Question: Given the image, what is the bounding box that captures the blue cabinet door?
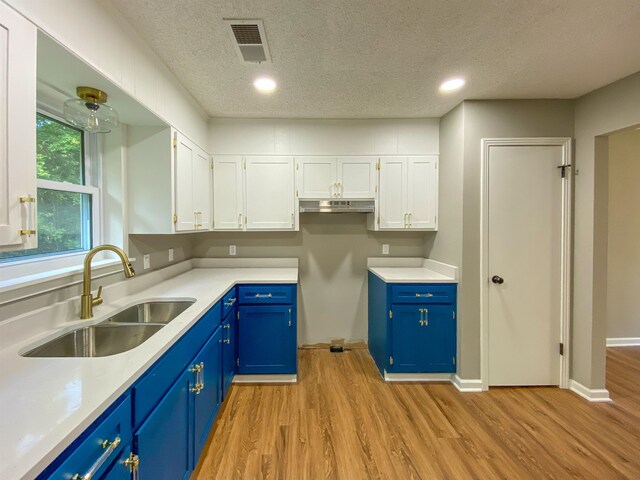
[134,369,192,480]
[390,304,456,373]
[101,444,133,480]
[222,312,236,399]
[238,305,295,374]
[192,326,222,465]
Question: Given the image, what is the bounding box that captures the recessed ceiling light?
[254,76,276,93]
[439,77,465,92]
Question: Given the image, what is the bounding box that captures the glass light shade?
[63,98,119,133]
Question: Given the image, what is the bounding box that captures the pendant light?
[63,86,119,133]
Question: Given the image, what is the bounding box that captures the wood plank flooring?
[195,347,640,479]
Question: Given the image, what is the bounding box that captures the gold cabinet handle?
[72,437,121,480]
[124,452,140,480]
[255,293,273,298]
[415,293,434,297]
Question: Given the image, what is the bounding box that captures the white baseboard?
[606,337,640,347]
[383,371,452,382]
[233,374,297,384]
[569,379,612,403]
[452,375,484,392]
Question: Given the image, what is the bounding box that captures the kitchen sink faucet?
[81,245,136,319]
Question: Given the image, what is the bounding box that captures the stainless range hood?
[299,199,375,213]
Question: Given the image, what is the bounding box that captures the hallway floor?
[196,347,640,479]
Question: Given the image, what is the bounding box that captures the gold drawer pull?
[72,437,121,480]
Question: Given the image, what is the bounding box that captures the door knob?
[491,275,504,284]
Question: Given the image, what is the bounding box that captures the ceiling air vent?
[225,19,272,64]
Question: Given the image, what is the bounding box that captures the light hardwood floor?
[195,347,640,479]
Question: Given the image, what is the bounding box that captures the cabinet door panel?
[135,369,192,480]
[390,304,455,373]
[192,147,212,230]
[193,326,222,465]
[174,133,195,231]
[238,305,295,374]
[407,156,438,229]
[222,313,236,399]
[379,157,407,229]
[245,156,294,229]
[0,4,37,249]
[337,157,376,198]
[296,157,336,198]
[213,156,244,230]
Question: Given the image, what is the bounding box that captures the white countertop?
[367,258,458,283]
[0,263,298,480]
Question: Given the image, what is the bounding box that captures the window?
[0,113,99,262]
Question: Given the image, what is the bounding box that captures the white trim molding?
[383,372,452,382]
[452,375,483,392]
[606,337,640,347]
[569,380,612,403]
[233,374,298,384]
[480,138,573,391]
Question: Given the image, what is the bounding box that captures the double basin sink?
[23,300,195,358]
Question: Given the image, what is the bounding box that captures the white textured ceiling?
[108,0,640,118]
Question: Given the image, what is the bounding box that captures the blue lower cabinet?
[101,444,134,480]
[368,272,457,375]
[238,305,296,374]
[134,368,192,480]
[193,326,223,465]
[221,311,236,398]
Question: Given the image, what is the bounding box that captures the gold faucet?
[81,245,136,319]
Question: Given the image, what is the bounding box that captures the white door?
[192,147,211,230]
[296,157,336,198]
[337,157,376,198]
[0,4,37,249]
[173,133,195,231]
[245,156,295,230]
[407,156,438,229]
[487,144,564,386]
[212,155,244,230]
[378,157,407,229]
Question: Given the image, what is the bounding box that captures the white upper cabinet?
[295,156,375,199]
[174,132,211,232]
[192,147,212,230]
[245,156,295,230]
[296,157,336,198]
[0,4,37,250]
[376,156,438,231]
[212,156,244,230]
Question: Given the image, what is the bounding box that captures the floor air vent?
[225,19,271,64]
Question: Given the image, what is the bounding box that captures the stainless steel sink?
[23,300,195,358]
[23,324,164,358]
[105,300,194,325]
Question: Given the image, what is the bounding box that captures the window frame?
[0,108,102,266]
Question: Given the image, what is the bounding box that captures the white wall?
[573,72,640,388]
[209,118,439,155]
[607,128,640,340]
[4,0,209,149]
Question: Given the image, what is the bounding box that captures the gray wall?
[128,234,192,274]
[607,128,640,339]
[191,214,429,345]
[573,72,640,388]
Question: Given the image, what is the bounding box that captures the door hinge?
[452,311,456,320]
[452,356,456,365]
[389,310,392,319]
[559,343,564,355]
[172,137,177,148]
[237,311,240,320]
[236,358,239,367]
[173,214,177,224]
[376,161,380,171]
[557,164,572,178]
[389,356,394,365]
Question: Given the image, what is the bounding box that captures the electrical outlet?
[382,244,390,255]
[143,254,150,270]
[168,248,174,262]
[229,245,237,256]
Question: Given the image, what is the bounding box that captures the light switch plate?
[229,245,237,256]
[168,248,174,262]
[382,244,390,255]
[143,254,150,270]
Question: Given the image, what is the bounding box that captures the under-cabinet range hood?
[299,199,375,213]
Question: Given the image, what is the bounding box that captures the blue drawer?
[133,301,219,428]
[48,396,132,480]
[238,284,293,304]
[222,287,237,318]
[390,284,456,304]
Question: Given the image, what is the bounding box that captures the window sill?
[0,253,134,304]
